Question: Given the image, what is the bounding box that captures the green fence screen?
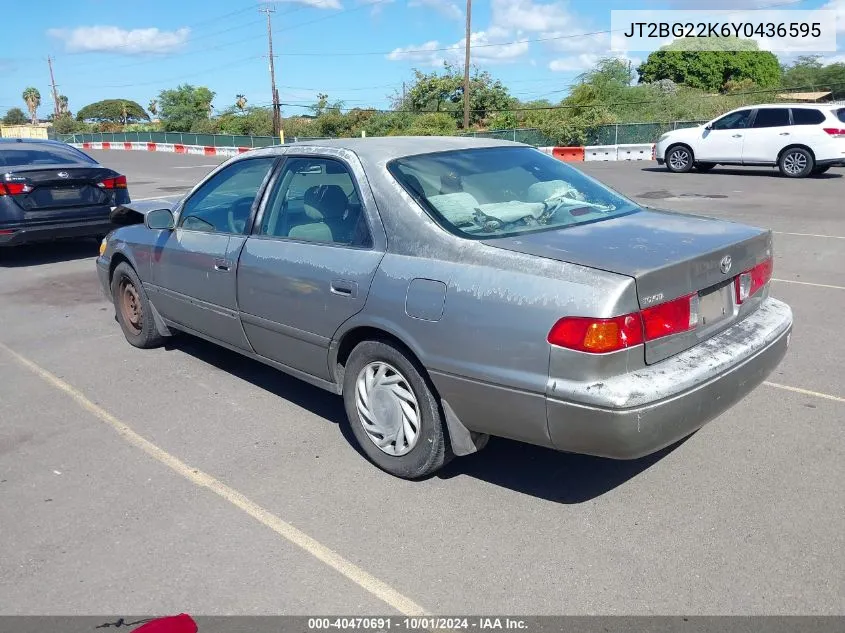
[59,121,707,149]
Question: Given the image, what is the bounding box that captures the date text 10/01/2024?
[307,618,529,630]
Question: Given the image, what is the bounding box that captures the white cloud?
[386,27,529,66]
[47,26,190,55]
[822,0,845,33]
[260,0,342,8]
[490,0,572,32]
[409,0,462,20]
[548,54,601,72]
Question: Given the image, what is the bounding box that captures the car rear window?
[791,108,826,125]
[0,143,97,168]
[752,108,790,128]
[388,147,638,239]
[837,108,845,124]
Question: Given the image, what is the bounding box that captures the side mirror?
[704,124,713,131]
[145,208,175,230]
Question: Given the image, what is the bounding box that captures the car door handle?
[779,132,790,136]
[214,259,232,272]
[330,279,358,298]
[731,134,743,138]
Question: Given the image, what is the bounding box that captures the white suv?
[655,104,845,178]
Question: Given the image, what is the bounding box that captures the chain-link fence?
[59,120,709,149]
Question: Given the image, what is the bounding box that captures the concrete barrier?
[617,143,655,161]
[584,145,618,161]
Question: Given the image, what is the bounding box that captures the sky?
[2,0,844,120]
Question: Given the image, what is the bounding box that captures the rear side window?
[0,144,97,167]
[791,108,825,125]
[836,109,845,123]
[752,108,790,128]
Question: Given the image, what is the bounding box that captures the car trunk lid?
[3,165,118,223]
[482,208,773,364]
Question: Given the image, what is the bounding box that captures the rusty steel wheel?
[111,262,164,349]
[119,277,143,336]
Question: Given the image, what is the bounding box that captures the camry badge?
[719,255,732,275]
[57,171,69,179]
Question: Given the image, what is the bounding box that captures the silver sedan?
[96,137,793,479]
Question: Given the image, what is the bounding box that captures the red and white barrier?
[73,140,659,163]
[73,141,253,157]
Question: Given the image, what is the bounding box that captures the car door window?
[791,108,825,125]
[711,110,752,130]
[179,157,275,234]
[752,108,790,128]
[259,157,371,247]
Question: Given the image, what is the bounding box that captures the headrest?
[318,184,348,220]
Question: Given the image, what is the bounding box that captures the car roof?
[283,135,526,162]
[735,103,842,109]
[0,137,73,146]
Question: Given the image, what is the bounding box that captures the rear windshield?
[0,143,97,168]
[388,147,638,239]
[837,108,845,124]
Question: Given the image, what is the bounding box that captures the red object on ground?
[133,614,198,633]
[551,146,585,162]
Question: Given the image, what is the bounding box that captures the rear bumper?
[546,298,793,459]
[0,217,116,246]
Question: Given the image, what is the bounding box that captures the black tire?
[665,145,694,173]
[110,262,165,349]
[342,339,452,479]
[778,147,814,178]
[811,165,831,175]
[694,162,715,172]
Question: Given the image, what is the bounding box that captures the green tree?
[58,95,69,116]
[148,99,158,117]
[637,38,781,92]
[782,55,845,98]
[22,87,41,124]
[401,62,513,128]
[2,107,28,125]
[76,99,150,124]
[235,94,247,112]
[157,84,216,132]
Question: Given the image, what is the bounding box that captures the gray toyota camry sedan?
[96,137,792,479]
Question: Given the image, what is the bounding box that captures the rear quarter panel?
[341,244,638,447]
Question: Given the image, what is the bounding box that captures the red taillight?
[98,174,127,189]
[735,258,773,303]
[641,293,698,341]
[548,313,643,353]
[0,182,32,196]
[823,127,845,138]
[548,294,700,353]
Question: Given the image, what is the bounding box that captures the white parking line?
[0,341,428,617]
[764,382,845,404]
[773,231,845,240]
[772,278,845,291]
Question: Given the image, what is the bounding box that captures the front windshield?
[388,146,639,239]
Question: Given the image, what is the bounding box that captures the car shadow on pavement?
[0,239,100,268]
[640,166,843,178]
[167,333,683,503]
[437,436,684,503]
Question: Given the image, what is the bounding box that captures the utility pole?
[462,0,472,131]
[260,5,282,139]
[47,56,60,117]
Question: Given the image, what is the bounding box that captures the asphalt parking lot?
[1,149,842,616]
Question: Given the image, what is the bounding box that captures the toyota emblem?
[719,255,732,275]
[57,171,69,179]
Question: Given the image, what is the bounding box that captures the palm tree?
[22,87,41,124]
[148,99,158,117]
[235,94,247,112]
[58,95,69,116]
